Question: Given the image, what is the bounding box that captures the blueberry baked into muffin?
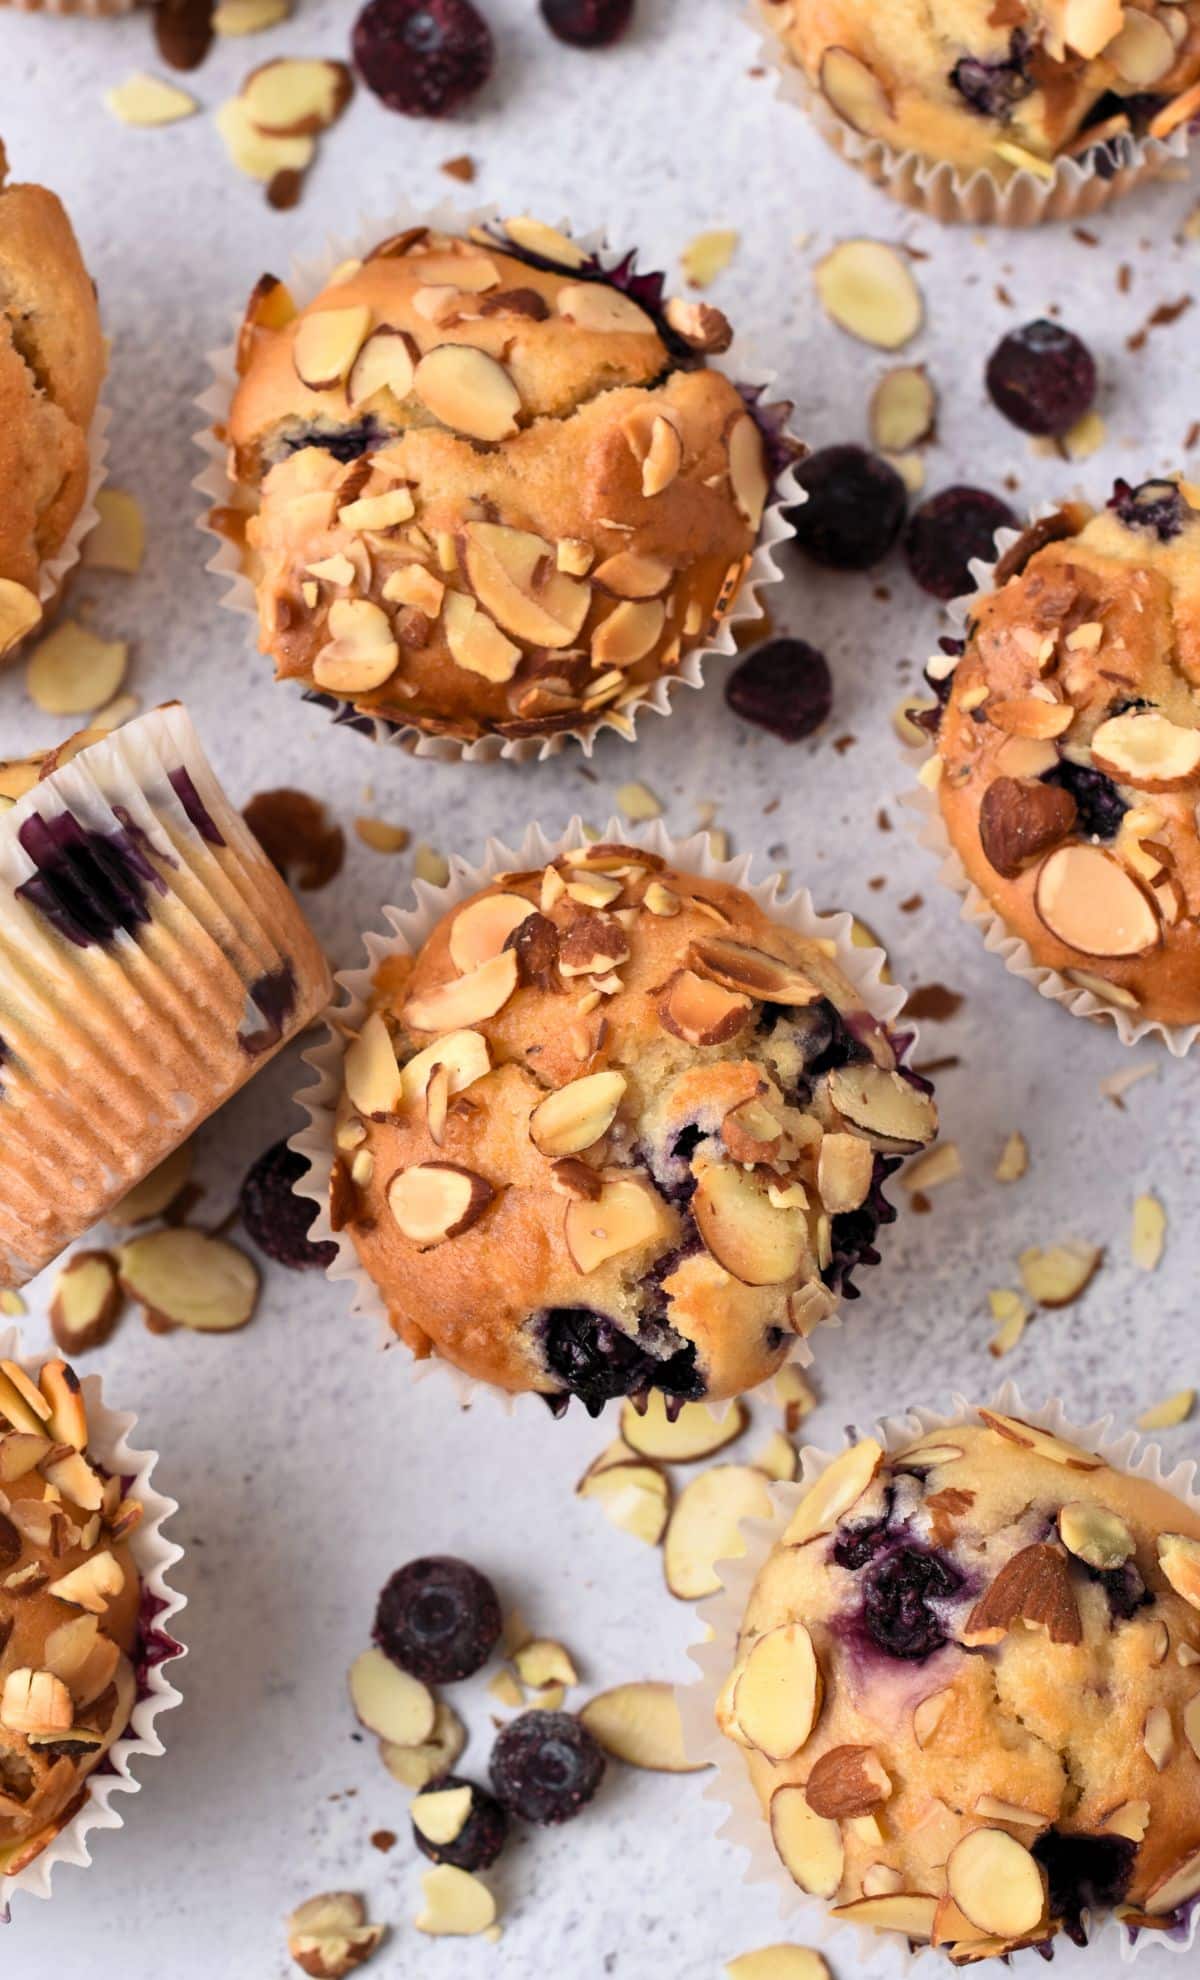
[921,479,1200,1032]
[327,842,937,1412]
[0,140,104,662]
[762,0,1200,180]
[0,1354,143,1877]
[226,219,781,748]
[0,707,330,1286]
[717,1408,1200,1959]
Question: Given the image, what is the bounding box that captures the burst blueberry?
[859,1542,964,1661]
[1109,477,1189,543]
[986,319,1097,438]
[789,444,907,571]
[950,31,1033,118]
[374,1555,501,1682]
[489,1711,606,1824]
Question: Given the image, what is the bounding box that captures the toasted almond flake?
[354,817,410,854]
[726,1948,828,1980]
[0,1292,25,1318]
[813,239,922,350]
[242,56,351,137]
[105,73,199,126]
[899,1142,961,1193]
[870,365,936,452]
[580,1682,700,1773]
[116,1229,259,1332]
[26,622,127,716]
[783,1440,882,1547]
[415,1865,496,1938]
[82,490,145,574]
[1137,1389,1194,1431]
[619,1394,747,1464]
[995,1131,1028,1183]
[615,780,662,822]
[681,228,738,289]
[1018,1240,1102,1308]
[884,449,925,494]
[1131,1192,1166,1272]
[214,0,290,32]
[754,1430,798,1483]
[0,580,43,659]
[413,844,449,888]
[487,1667,524,1708]
[49,1251,122,1356]
[1144,1704,1175,1770]
[215,95,314,184]
[707,828,730,862]
[987,1288,1029,1359]
[349,1647,435,1745]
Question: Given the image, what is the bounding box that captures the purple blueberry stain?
[950,30,1033,118]
[238,959,297,1056]
[239,1140,337,1271]
[986,319,1097,438]
[833,1505,966,1663]
[16,808,165,948]
[167,767,225,847]
[1109,477,1189,542]
[822,1154,901,1301]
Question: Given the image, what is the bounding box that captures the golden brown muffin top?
[720,1411,1200,1959]
[330,842,936,1411]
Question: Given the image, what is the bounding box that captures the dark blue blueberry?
[168,767,225,846]
[353,0,494,117]
[375,1555,501,1682]
[859,1541,964,1661]
[1032,1829,1136,1946]
[539,1306,700,1417]
[239,1140,337,1271]
[1092,1560,1152,1623]
[822,1154,901,1301]
[490,1711,605,1825]
[540,0,633,47]
[238,960,297,1056]
[950,29,1033,117]
[1042,760,1127,841]
[16,808,163,948]
[280,417,389,465]
[725,638,833,744]
[905,487,1018,601]
[789,445,908,572]
[1109,478,1189,543]
[412,1774,508,1870]
[833,1512,894,1573]
[986,320,1097,439]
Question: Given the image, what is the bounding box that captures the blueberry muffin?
[225,219,779,747]
[0,141,105,661]
[0,1353,143,1877]
[327,841,936,1412]
[922,479,1200,1033]
[0,706,331,1286]
[718,1408,1200,1959]
[763,0,1200,180]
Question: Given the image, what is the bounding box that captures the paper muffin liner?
[289,816,926,1416]
[0,1325,184,1914]
[747,1,1194,227]
[0,703,332,1285]
[679,1381,1200,1971]
[1,0,137,13]
[193,199,804,764]
[902,505,1200,1057]
[1,397,111,668]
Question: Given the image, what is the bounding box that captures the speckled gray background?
[2,0,1199,1972]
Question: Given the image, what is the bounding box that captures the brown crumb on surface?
[832,734,856,754]
[995,284,1014,307]
[1117,263,1132,295]
[371,1830,398,1852]
[1127,296,1193,351]
[1072,227,1099,247]
[868,875,885,891]
[1186,420,1200,452]
[904,984,964,1022]
[440,153,476,181]
[873,584,891,601]
[877,807,892,832]
[899,893,923,913]
[910,1191,932,1214]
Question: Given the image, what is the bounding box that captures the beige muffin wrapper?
[0,397,113,665]
[193,200,803,764]
[1,0,137,14]
[0,704,332,1285]
[904,509,1200,1057]
[678,1381,1200,1971]
[0,1325,184,1912]
[290,817,921,1412]
[746,1,1193,226]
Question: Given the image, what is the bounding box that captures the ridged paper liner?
[0,1326,184,1915]
[289,818,926,1411]
[193,200,803,763]
[679,1381,1200,1970]
[1,398,111,667]
[746,1,1193,227]
[904,507,1200,1056]
[0,704,332,1284]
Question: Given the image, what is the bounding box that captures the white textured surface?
[2,1,1199,1974]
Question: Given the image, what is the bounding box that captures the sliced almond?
[729,1624,822,1761]
[900,1142,961,1193]
[782,1439,883,1547]
[287,1891,384,1977]
[579,1682,702,1773]
[387,1163,494,1247]
[755,1430,798,1483]
[398,1030,491,1116]
[728,415,769,531]
[448,892,535,973]
[411,1783,473,1848]
[502,214,587,265]
[805,1744,891,1820]
[945,1831,1045,1941]
[556,282,655,334]
[619,1393,747,1464]
[962,1543,1081,1648]
[1102,1799,1151,1843]
[1157,1533,1200,1610]
[105,72,199,125]
[564,1174,670,1274]
[663,296,733,354]
[693,1163,807,1286]
[49,1251,122,1355]
[27,622,127,716]
[813,240,922,350]
[0,579,42,659]
[405,950,519,1031]
[344,1011,402,1117]
[513,1639,577,1691]
[1143,1704,1174,1770]
[293,306,371,391]
[994,1132,1028,1183]
[817,1133,875,1215]
[1058,1501,1134,1572]
[1108,7,1176,84]
[0,1669,73,1737]
[978,1410,1103,1471]
[1091,711,1200,789]
[870,365,936,452]
[818,45,893,135]
[1185,1696,1200,1764]
[354,817,411,854]
[312,598,399,695]
[681,228,737,289]
[688,936,818,1006]
[1017,1241,1102,1308]
[35,1359,87,1448]
[591,599,665,670]
[242,57,351,137]
[414,345,520,442]
[1035,844,1160,958]
[530,1071,627,1158]
[45,1550,124,1614]
[348,1646,435,1745]
[116,1230,259,1332]
[827,1065,937,1152]
[1131,1192,1166,1273]
[218,94,316,183]
[442,591,521,682]
[339,488,415,532]
[0,1363,50,1437]
[831,1894,937,1938]
[1138,1389,1194,1430]
[415,1864,496,1938]
[0,1433,52,1483]
[768,1785,844,1900]
[214,0,290,32]
[663,1464,773,1600]
[576,1460,670,1546]
[463,522,589,648]
[348,326,417,410]
[380,1700,465,1789]
[658,969,752,1046]
[1145,1844,1200,1916]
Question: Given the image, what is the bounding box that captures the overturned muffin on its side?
[226,219,779,747]
[0,141,104,661]
[328,841,936,1412]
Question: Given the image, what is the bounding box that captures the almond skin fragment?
[978,776,1077,879]
[962,1543,1082,1648]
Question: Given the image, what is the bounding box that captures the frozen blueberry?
[950,30,1033,117]
[789,445,907,571]
[352,0,493,116]
[985,320,1097,438]
[412,1774,508,1870]
[374,1556,501,1682]
[1108,477,1189,543]
[904,486,1018,601]
[239,1140,337,1272]
[725,638,833,744]
[860,1542,964,1661]
[1042,760,1127,841]
[489,1711,606,1824]
[1032,1829,1136,1946]
[540,0,633,47]
[15,809,162,949]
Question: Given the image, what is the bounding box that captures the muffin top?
[765,0,1200,176]
[330,842,936,1412]
[227,221,774,745]
[926,478,1200,1031]
[0,143,104,656]
[0,1355,142,1876]
[718,1410,1200,1959]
